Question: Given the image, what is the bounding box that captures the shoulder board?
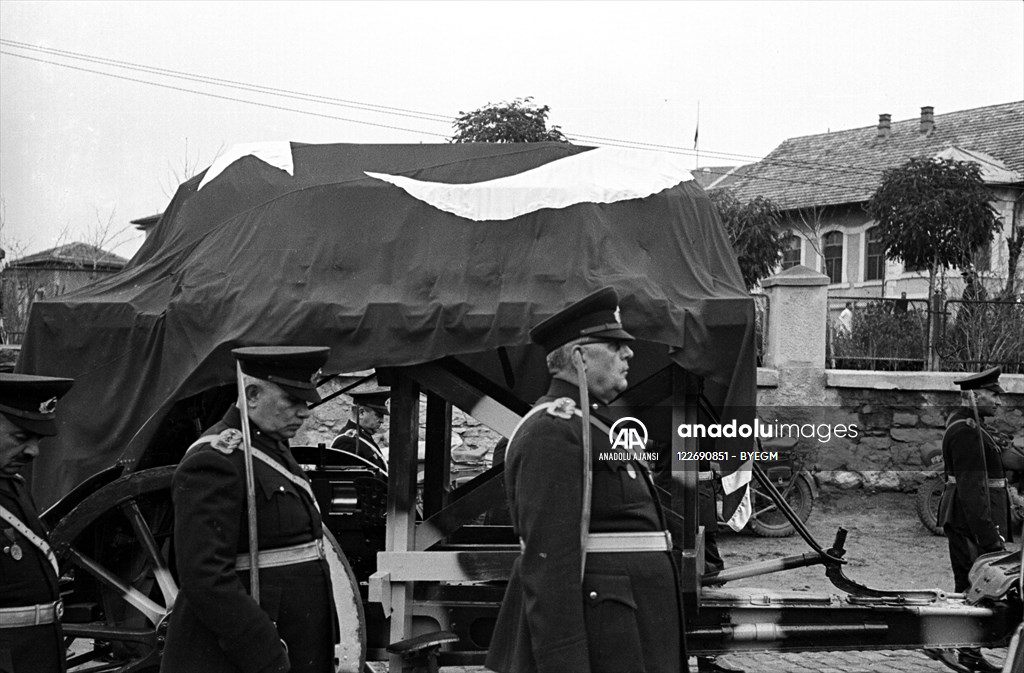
[341,429,358,438]
[950,418,977,430]
[546,397,578,420]
[211,429,243,455]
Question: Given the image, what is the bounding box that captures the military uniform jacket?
[485,379,683,673]
[937,407,1010,550]
[0,475,65,673]
[160,407,336,673]
[330,420,387,471]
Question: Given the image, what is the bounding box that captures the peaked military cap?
[954,366,1004,393]
[350,388,390,415]
[0,373,74,436]
[233,346,330,403]
[530,286,635,354]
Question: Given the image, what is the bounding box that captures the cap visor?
[279,385,322,404]
[7,415,57,437]
[590,327,636,342]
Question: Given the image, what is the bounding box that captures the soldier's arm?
[173,449,290,673]
[948,426,1003,550]
[513,416,591,673]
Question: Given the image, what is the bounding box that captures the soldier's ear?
[243,383,262,406]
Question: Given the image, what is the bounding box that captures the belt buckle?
[55,601,64,620]
[316,538,325,558]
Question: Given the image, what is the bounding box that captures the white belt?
[698,470,716,482]
[586,531,673,552]
[235,539,325,571]
[946,477,1006,487]
[520,531,672,554]
[0,600,63,628]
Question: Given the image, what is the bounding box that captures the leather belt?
[946,477,1006,487]
[520,531,672,554]
[236,539,325,571]
[698,470,716,482]
[0,600,63,628]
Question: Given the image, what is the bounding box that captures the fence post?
[929,294,943,371]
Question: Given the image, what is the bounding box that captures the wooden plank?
[385,371,420,669]
[415,470,506,551]
[405,361,523,438]
[422,392,452,517]
[377,550,519,582]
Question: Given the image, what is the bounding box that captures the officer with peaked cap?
[934,366,1009,673]
[0,373,74,673]
[486,287,686,673]
[330,387,390,473]
[161,347,337,673]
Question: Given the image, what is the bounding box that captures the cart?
[17,142,1020,672]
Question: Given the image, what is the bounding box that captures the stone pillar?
[761,265,830,369]
[760,265,830,403]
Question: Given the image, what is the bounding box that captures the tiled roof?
[728,101,1024,210]
[11,242,128,269]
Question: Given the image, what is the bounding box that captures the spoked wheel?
[49,466,176,672]
[50,466,367,672]
[914,473,945,536]
[747,475,814,538]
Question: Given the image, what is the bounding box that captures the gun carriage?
[16,143,1020,671]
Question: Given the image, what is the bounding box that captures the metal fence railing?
[938,299,1024,374]
[827,296,930,371]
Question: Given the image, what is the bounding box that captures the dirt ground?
[718,487,955,594]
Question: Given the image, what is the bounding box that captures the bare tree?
[161,138,225,199]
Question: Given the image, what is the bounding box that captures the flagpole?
[694,99,700,171]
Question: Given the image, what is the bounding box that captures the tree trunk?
[1003,195,1023,299]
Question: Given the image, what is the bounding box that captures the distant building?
[1,242,127,344]
[724,101,1024,299]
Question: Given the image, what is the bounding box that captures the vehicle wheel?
[915,474,946,536]
[747,475,814,538]
[50,466,366,672]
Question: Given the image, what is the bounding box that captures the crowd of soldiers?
[0,286,1017,673]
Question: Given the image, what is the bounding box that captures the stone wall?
[756,379,1024,491]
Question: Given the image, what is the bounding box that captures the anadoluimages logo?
[608,417,649,451]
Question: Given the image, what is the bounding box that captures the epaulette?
[211,429,243,455]
[950,418,977,430]
[547,397,577,419]
[341,429,358,438]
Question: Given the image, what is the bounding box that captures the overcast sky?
[1,0,1022,260]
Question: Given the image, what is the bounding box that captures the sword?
[236,361,261,601]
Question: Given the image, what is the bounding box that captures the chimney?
[920,106,934,134]
[877,113,892,138]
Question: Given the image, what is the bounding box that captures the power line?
[0,42,878,192]
[0,38,453,124]
[0,49,451,139]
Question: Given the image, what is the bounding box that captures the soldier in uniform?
[486,287,686,673]
[330,389,389,473]
[161,347,337,673]
[0,373,74,673]
[936,366,1009,673]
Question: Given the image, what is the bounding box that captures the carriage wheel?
[49,466,366,672]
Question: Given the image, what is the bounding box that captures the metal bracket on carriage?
[823,527,949,603]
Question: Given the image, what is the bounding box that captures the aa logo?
[608,417,649,451]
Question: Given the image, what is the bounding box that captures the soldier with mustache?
[161,347,337,673]
[0,373,74,673]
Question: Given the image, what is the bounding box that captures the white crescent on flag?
[365,147,694,221]
[198,141,295,191]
